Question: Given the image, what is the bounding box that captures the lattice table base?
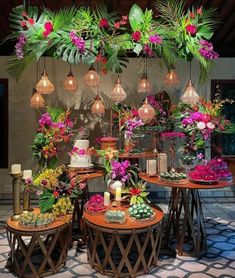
[84,221,163,277]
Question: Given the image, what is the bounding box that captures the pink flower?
[114,22,120,28]
[149,34,162,44]
[20,21,27,27]
[99,18,109,28]
[186,24,197,35]
[43,21,53,38]
[143,44,154,57]
[207,122,215,130]
[78,149,86,155]
[189,12,195,19]
[28,18,35,25]
[197,121,206,130]
[132,31,141,41]
[22,11,27,17]
[131,109,139,117]
[197,6,202,15]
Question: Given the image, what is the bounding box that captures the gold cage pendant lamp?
[36,57,55,94]
[31,62,45,108]
[91,88,105,116]
[164,69,179,88]
[84,65,100,87]
[137,58,151,93]
[63,64,78,92]
[111,75,126,102]
[181,62,199,105]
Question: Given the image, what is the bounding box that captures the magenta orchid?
[111,160,131,182]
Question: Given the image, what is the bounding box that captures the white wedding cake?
[69,139,93,168]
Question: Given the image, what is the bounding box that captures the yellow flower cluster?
[52,197,74,219]
[33,166,63,189]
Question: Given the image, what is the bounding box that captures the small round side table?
[83,206,164,277]
[6,211,72,278]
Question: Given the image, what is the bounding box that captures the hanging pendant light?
[181,62,199,105]
[91,92,105,115]
[36,58,54,94]
[138,98,155,122]
[63,64,78,92]
[137,58,151,93]
[84,65,100,87]
[164,69,179,88]
[111,75,126,102]
[137,74,151,93]
[31,88,44,108]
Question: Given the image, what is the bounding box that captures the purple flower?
[197,153,204,159]
[15,34,27,59]
[199,39,219,60]
[143,44,154,57]
[25,178,32,185]
[39,113,52,127]
[70,31,85,53]
[53,122,65,129]
[36,190,43,196]
[149,34,162,44]
[111,160,130,182]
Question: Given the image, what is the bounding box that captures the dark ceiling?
[0,0,235,57]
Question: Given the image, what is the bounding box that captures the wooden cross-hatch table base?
[139,173,234,257]
[83,206,164,278]
[6,210,72,278]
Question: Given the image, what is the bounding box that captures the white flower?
[207,122,215,130]
[197,121,206,130]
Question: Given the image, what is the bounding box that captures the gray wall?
[0,56,235,197]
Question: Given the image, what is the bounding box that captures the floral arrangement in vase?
[172,99,235,158]
[32,107,78,169]
[32,165,82,212]
[96,148,119,178]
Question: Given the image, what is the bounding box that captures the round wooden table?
[83,206,164,277]
[6,211,72,278]
[139,173,235,256]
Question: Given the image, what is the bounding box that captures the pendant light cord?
[36,61,38,82]
[190,61,192,80]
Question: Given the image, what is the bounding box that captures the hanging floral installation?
[7,0,218,81]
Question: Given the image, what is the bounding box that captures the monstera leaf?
[129,4,144,31]
[39,190,55,213]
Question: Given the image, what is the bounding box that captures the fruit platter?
[189,165,219,184]
[19,211,54,229]
[84,194,106,215]
[160,172,188,183]
[128,203,155,222]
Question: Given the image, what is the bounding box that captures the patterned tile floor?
[0,198,235,278]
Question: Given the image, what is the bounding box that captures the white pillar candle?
[115,187,122,201]
[23,170,32,180]
[11,164,21,174]
[104,192,110,206]
[147,160,157,175]
[158,153,168,173]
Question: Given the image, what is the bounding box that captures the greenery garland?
[6,0,218,81]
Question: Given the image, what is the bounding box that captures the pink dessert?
[189,165,219,181]
[86,194,105,212]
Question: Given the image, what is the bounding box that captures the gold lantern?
[137,74,151,93]
[63,66,78,92]
[111,75,126,102]
[36,70,55,94]
[181,80,199,105]
[30,88,44,108]
[84,65,100,87]
[138,98,155,122]
[91,93,105,115]
[181,62,199,105]
[164,69,179,87]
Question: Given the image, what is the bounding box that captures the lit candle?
[11,164,21,174]
[115,187,122,201]
[147,160,157,175]
[158,153,168,172]
[23,170,32,180]
[104,192,110,206]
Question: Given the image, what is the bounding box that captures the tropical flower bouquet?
[31,107,78,168]
[32,165,82,213]
[172,99,235,158]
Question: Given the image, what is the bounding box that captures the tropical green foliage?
[7,1,219,81]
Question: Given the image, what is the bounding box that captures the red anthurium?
[99,18,109,28]
[20,21,27,27]
[45,21,53,32]
[186,24,197,35]
[53,191,59,198]
[132,31,141,41]
[28,18,35,25]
